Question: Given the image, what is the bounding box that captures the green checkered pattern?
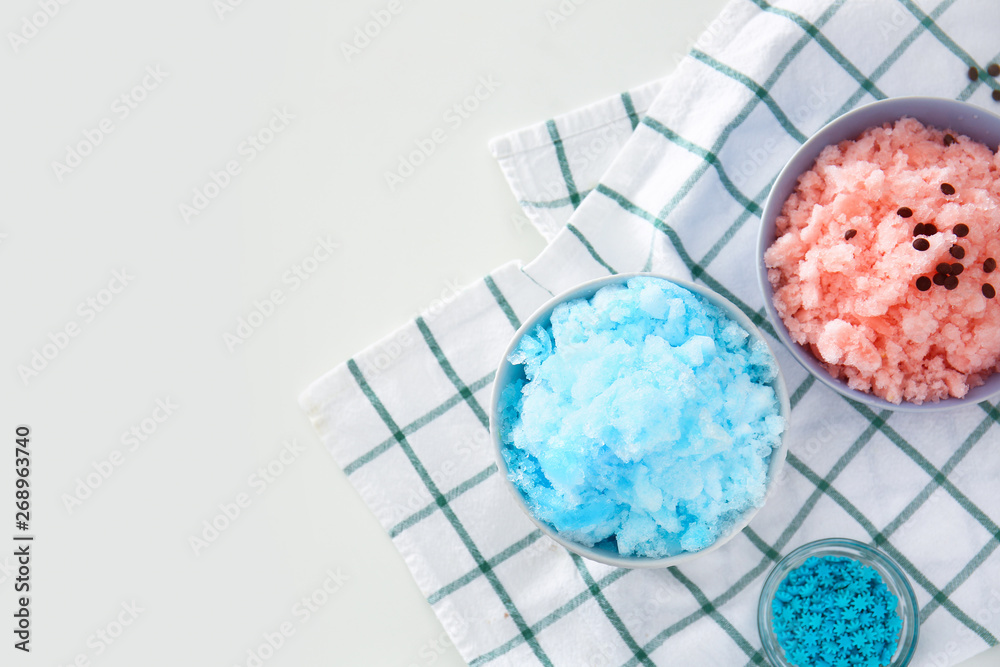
[301,0,1000,664]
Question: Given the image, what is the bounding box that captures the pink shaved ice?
[765,117,1000,404]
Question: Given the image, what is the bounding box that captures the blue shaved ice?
[498,277,785,558]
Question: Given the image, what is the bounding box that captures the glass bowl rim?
[757,537,920,667]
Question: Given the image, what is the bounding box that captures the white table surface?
[3,0,998,665]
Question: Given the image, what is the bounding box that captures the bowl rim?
[489,271,791,569]
[756,537,920,667]
[756,95,1000,412]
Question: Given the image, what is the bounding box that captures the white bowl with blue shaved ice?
[490,273,790,568]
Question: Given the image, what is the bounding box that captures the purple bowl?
[757,96,1000,412]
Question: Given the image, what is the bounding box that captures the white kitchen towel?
[490,77,666,242]
[301,0,1000,664]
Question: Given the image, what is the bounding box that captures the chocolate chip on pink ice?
[765,117,1000,404]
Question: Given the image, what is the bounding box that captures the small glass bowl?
[757,538,919,667]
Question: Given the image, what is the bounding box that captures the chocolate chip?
[916,276,932,291]
[990,64,1000,77]
[993,90,1000,102]
[944,133,957,146]
[924,223,938,236]
[984,283,997,299]
[969,66,980,81]
[937,262,952,275]
[897,206,913,218]
[913,238,930,251]
[933,273,947,286]
[954,223,969,237]
[985,258,997,273]
[951,263,964,276]
[950,245,966,259]
[945,275,959,290]
[941,183,956,195]
[913,223,926,237]
[844,229,857,240]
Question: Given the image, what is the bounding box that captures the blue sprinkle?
[771,555,902,666]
